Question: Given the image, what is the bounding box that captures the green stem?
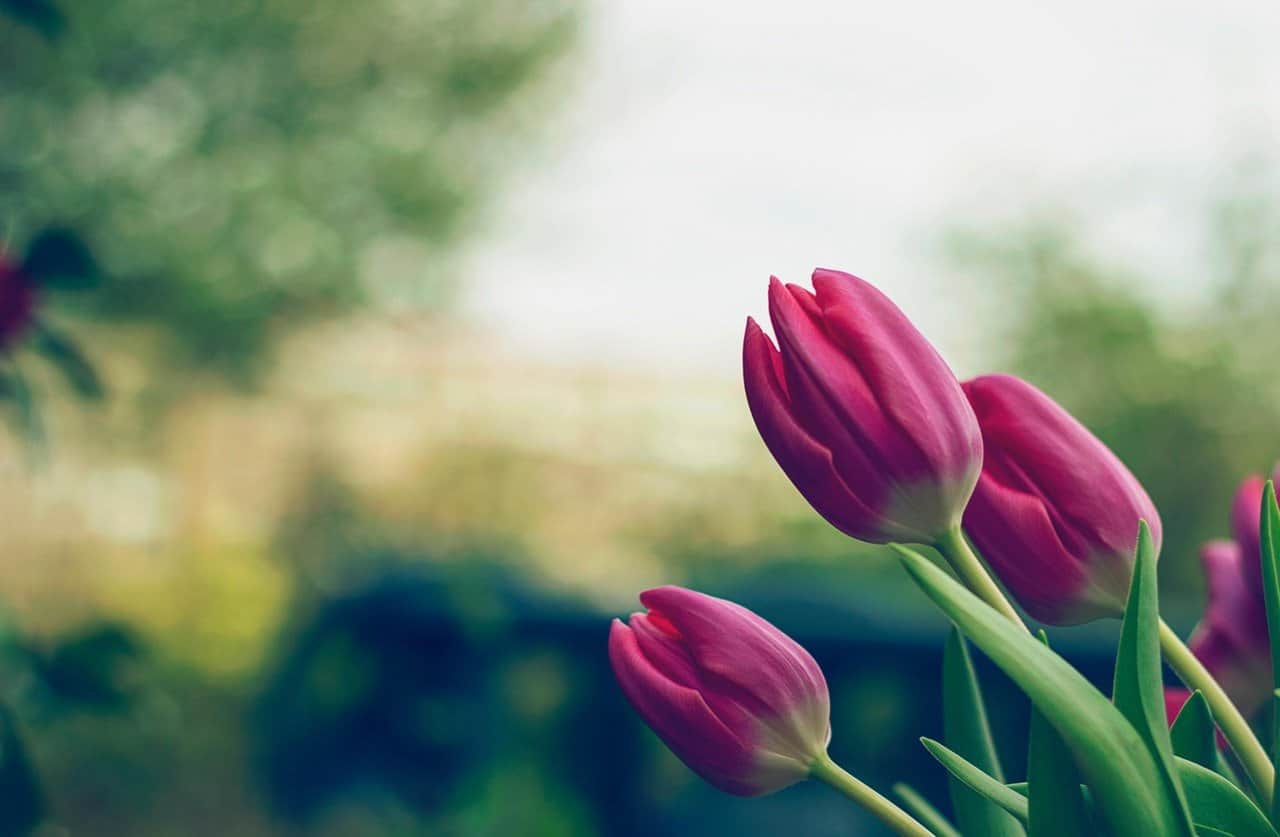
[809,752,934,837]
[934,526,1028,632]
[1158,618,1274,807]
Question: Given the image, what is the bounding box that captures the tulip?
[1184,539,1272,717]
[608,585,830,796]
[742,269,982,545]
[961,374,1161,625]
[0,255,36,349]
[1168,469,1280,724]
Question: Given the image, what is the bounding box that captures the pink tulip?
[608,586,830,796]
[1184,539,1272,718]
[0,255,36,349]
[1170,470,1280,722]
[743,269,982,544]
[961,374,1161,625]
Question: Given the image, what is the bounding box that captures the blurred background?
[2,0,1280,834]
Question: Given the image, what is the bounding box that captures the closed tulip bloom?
[962,374,1161,625]
[609,586,830,796]
[743,269,982,545]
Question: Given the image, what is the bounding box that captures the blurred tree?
[943,209,1280,598]
[0,0,578,383]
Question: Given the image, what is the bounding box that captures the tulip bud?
[961,374,1161,625]
[0,255,36,349]
[743,269,982,544]
[608,585,830,796]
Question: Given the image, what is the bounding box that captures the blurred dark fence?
[248,556,1130,837]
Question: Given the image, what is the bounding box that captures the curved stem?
[934,526,1028,632]
[1158,618,1274,807]
[809,752,934,837]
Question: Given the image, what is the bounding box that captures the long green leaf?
[1171,691,1216,770]
[1111,521,1195,833]
[892,783,962,837]
[1177,757,1278,837]
[1028,630,1091,837]
[921,737,1029,824]
[895,544,1197,837]
[943,628,1025,836]
[1262,482,1280,825]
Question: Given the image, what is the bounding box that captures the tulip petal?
[608,619,760,795]
[743,318,921,542]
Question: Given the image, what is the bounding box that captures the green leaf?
[1260,482,1280,823]
[943,628,1026,836]
[895,544,1198,837]
[1171,691,1216,770]
[1177,756,1278,837]
[921,737,1029,825]
[1028,630,1092,837]
[33,326,104,400]
[892,783,962,837]
[1111,521,1195,832]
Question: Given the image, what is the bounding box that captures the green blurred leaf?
[1260,481,1280,824]
[1111,521,1195,834]
[892,783,961,837]
[942,628,1025,837]
[894,544,1198,836]
[1177,757,1278,837]
[1171,691,1216,770]
[0,363,45,450]
[33,325,104,400]
[921,737,1029,825]
[1028,630,1091,837]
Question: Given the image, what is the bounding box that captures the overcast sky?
[460,0,1280,379]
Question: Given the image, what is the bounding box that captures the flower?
[608,585,830,796]
[742,269,982,545]
[0,254,37,349]
[961,374,1161,625]
[1167,469,1280,723]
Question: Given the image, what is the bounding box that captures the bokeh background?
[3,1,1280,834]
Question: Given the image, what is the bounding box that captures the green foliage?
[1111,522,1195,834]
[0,0,578,382]
[941,629,1025,836]
[1171,692,1217,771]
[892,783,961,837]
[897,544,1195,836]
[1027,631,1091,837]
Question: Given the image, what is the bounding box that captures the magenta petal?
[1232,476,1266,595]
[742,271,981,544]
[607,587,831,797]
[608,620,760,795]
[961,374,1160,625]
[743,318,918,542]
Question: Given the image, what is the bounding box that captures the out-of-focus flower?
[0,255,37,349]
[1166,470,1280,724]
[609,585,830,796]
[743,269,982,545]
[961,374,1161,625]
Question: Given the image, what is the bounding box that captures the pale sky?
[461,0,1280,379]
